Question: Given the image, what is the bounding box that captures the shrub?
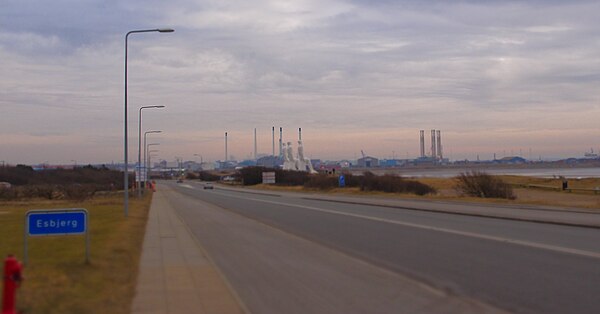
[276,170,310,186]
[455,171,515,199]
[237,167,266,185]
[303,171,435,195]
[62,184,97,201]
[36,185,57,199]
[304,174,338,190]
[197,171,220,181]
[341,173,361,187]
[359,172,436,195]
[237,167,310,186]
[0,183,103,201]
[0,187,17,200]
[0,165,122,187]
[234,167,435,195]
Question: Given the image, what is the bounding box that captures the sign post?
[24,208,89,265]
[339,175,346,188]
[262,172,276,184]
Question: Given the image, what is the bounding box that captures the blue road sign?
[27,210,87,236]
[339,175,346,187]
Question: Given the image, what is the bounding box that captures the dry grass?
[0,192,152,314]
[249,176,600,211]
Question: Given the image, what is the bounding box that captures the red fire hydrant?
[2,255,22,314]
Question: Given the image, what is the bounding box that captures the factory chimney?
[254,128,257,161]
[419,130,425,158]
[225,132,228,161]
[279,127,283,158]
[436,130,442,160]
[272,127,275,156]
[430,130,436,158]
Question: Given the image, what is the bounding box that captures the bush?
[234,167,435,195]
[303,171,435,195]
[237,167,266,185]
[198,171,220,181]
[237,167,310,186]
[0,187,17,200]
[0,183,103,201]
[35,185,57,199]
[277,170,310,186]
[304,174,338,190]
[359,172,436,195]
[62,184,97,201]
[455,171,515,199]
[0,165,122,188]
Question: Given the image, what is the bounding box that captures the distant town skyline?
[1,1,599,164]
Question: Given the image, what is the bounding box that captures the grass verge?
[246,176,600,211]
[0,192,152,314]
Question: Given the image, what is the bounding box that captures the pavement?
[131,189,246,314]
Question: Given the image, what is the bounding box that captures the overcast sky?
[1,0,599,164]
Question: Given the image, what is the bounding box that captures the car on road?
[176,179,183,183]
[203,182,214,189]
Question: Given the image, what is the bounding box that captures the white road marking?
[180,184,195,189]
[210,189,600,260]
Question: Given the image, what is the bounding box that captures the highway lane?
[183,182,600,255]
[164,181,600,314]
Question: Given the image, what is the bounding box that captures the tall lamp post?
[146,143,161,179]
[148,153,159,177]
[138,105,165,196]
[124,28,173,217]
[144,132,162,185]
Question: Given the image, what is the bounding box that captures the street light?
[146,148,159,178]
[143,131,162,186]
[146,143,160,177]
[144,132,162,169]
[148,153,159,177]
[124,28,174,217]
[138,105,165,196]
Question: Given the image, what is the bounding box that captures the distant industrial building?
[357,156,379,168]
[380,159,409,167]
[257,155,280,168]
[494,156,527,164]
[338,160,352,168]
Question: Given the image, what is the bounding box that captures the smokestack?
[279,127,283,158]
[254,128,257,160]
[431,130,436,158]
[225,132,228,161]
[299,127,302,141]
[272,127,275,156]
[419,130,425,158]
[436,130,442,159]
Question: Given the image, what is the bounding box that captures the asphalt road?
[161,181,600,314]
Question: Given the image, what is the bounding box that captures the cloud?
[1,0,599,163]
